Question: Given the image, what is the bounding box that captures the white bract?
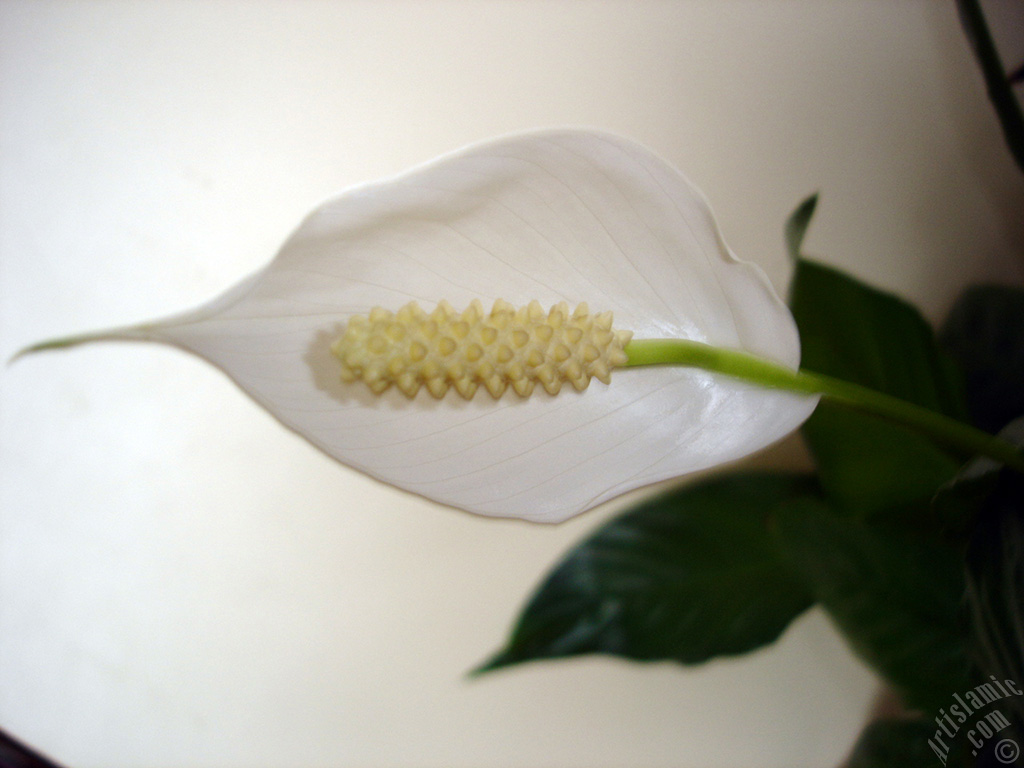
[26,130,817,522]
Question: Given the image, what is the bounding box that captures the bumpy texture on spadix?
[332,300,632,399]
[23,130,818,522]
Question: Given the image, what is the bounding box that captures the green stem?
[956,0,1024,173]
[625,338,1024,473]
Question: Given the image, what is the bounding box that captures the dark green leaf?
[940,284,1024,434]
[846,718,963,768]
[773,499,969,713]
[802,405,963,517]
[477,474,817,674]
[931,419,1024,533]
[791,258,967,417]
[932,462,1002,537]
[788,248,968,514]
[784,193,818,261]
[964,452,1024,733]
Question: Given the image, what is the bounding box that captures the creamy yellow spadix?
[331,299,633,399]
[20,130,821,521]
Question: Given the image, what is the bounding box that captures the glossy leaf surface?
[773,499,969,713]
[786,199,966,514]
[479,473,816,671]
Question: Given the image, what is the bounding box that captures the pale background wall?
[2,1,1023,766]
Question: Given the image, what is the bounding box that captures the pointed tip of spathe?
[7,336,77,365]
[7,326,158,366]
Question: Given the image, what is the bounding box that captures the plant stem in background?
[625,338,1024,473]
[956,0,1024,173]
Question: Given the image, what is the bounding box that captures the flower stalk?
[6,131,827,522]
[625,338,1024,473]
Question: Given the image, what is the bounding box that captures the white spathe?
[30,130,817,522]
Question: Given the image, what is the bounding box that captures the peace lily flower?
[19,130,819,522]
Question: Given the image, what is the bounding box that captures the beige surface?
[2,1,1022,766]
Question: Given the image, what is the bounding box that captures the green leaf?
[798,405,962,517]
[931,418,1024,534]
[773,499,969,713]
[785,200,968,514]
[790,258,967,418]
[963,438,1024,733]
[940,284,1024,434]
[784,193,818,261]
[845,718,963,768]
[476,474,816,674]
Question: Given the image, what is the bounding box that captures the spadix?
[332,300,632,399]
[19,130,818,522]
